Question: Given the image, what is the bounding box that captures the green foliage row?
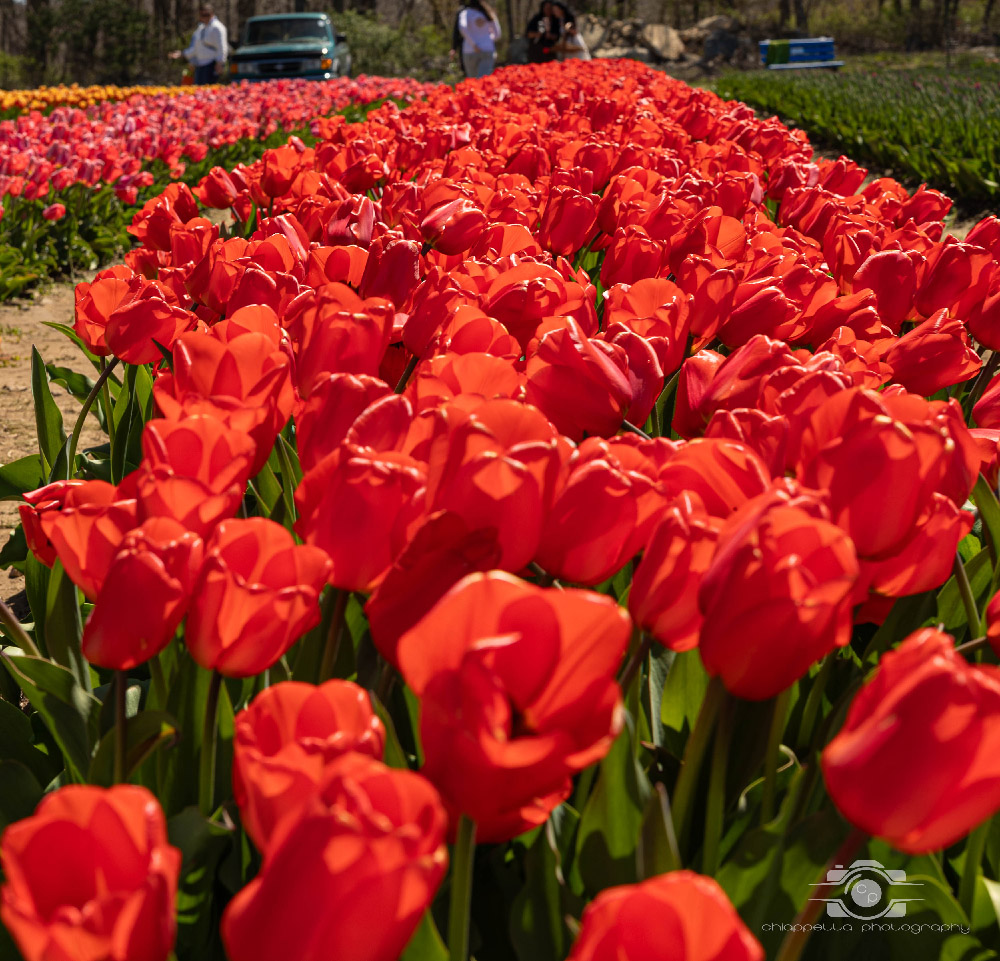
[713,65,1000,205]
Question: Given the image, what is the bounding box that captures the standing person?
[551,3,588,60]
[169,4,228,85]
[526,2,559,63]
[450,4,469,77]
[458,0,501,79]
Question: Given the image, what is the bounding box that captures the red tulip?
[233,680,385,851]
[630,492,723,652]
[567,871,763,961]
[222,754,447,961]
[185,518,331,677]
[40,480,139,602]
[882,308,981,396]
[397,571,630,841]
[823,628,1000,853]
[1,785,181,961]
[420,197,487,255]
[537,186,598,257]
[535,436,666,585]
[132,416,256,536]
[423,398,563,574]
[524,319,634,440]
[82,518,203,670]
[195,166,239,208]
[698,484,859,700]
[797,387,978,599]
[295,436,427,593]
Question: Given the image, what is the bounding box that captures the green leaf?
[974,474,1000,596]
[660,648,709,758]
[169,806,235,961]
[0,696,61,787]
[571,716,650,896]
[1,653,100,782]
[0,760,43,830]
[937,547,993,631]
[399,911,448,961]
[715,807,845,954]
[43,561,88,690]
[31,347,66,475]
[46,364,97,404]
[253,461,283,514]
[510,818,571,961]
[0,524,28,570]
[111,363,153,484]
[371,695,412,770]
[23,553,50,653]
[637,782,680,879]
[977,877,1000,939]
[89,710,180,787]
[40,322,109,379]
[0,454,44,501]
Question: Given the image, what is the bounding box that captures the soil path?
[0,278,104,607]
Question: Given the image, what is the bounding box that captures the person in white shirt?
[169,4,229,85]
[458,0,501,79]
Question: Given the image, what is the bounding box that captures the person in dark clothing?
[526,1,560,63]
[552,1,576,30]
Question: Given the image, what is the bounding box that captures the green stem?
[448,815,477,961]
[394,354,419,394]
[761,686,793,825]
[650,398,661,438]
[618,631,652,692]
[775,828,867,961]
[114,670,128,784]
[959,818,991,920]
[198,671,223,816]
[149,651,167,707]
[953,552,983,640]
[67,357,120,479]
[964,350,999,418]
[620,419,651,440]
[702,697,733,875]
[274,437,299,522]
[797,656,834,750]
[0,597,42,658]
[318,589,348,683]
[671,676,727,852]
[956,636,989,657]
[99,356,116,451]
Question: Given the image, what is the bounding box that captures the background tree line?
[1,0,998,87]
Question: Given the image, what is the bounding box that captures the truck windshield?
[245,18,329,44]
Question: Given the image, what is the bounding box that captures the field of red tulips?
[0,75,435,299]
[4,57,1000,961]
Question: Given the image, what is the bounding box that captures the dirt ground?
[0,277,104,607]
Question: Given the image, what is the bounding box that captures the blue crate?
[759,37,843,70]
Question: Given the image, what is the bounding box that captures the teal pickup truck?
[229,13,352,82]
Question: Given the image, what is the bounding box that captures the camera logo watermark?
[810,859,923,920]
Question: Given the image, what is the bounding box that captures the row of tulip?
[0,83,194,118]
[0,76,436,299]
[2,57,1000,961]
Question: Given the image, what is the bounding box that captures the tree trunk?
[793,0,808,32]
